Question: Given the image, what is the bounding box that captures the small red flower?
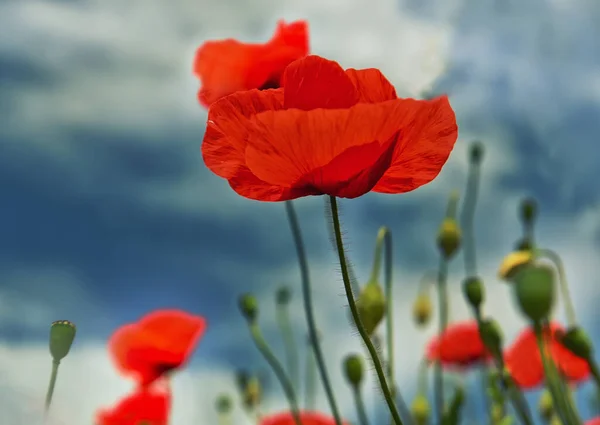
[193,20,309,107]
[425,320,491,369]
[504,322,590,390]
[96,383,170,425]
[109,309,206,386]
[201,55,458,202]
[261,411,349,425]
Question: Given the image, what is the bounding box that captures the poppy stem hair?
[285,200,343,425]
[327,196,405,425]
[247,322,303,425]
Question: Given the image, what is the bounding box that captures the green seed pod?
[513,264,555,322]
[412,292,432,326]
[479,318,504,358]
[355,280,386,336]
[520,198,538,227]
[558,326,593,360]
[49,320,76,362]
[411,394,430,425]
[342,354,364,387]
[275,286,292,306]
[462,276,484,310]
[469,141,484,164]
[437,218,462,259]
[215,393,233,414]
[537,389,554,421]
[238,294,259,322]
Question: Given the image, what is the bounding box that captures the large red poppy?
[261,411,349,425]
[109,309,207,386]
[504,322,590,389]
[194,20,309,107]
[202,55,458,202]
[96,383,170,425]
[426,320,491,369]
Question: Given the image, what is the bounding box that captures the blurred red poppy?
[109,309,207,386]
[261,411,349,425]
[202,55,458,202]
[585,417,600,425]
[96,384,170,425]
[194,20,309,107]
[504,322,590,389]
[426,320,491,369]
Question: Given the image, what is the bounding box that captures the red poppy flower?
[261,411,349,425]
[109,309,207,386]
[585,417,600,425]
[504,322,590,390]
[193,20,309,107]
[201,55,458,202]
[425,320,491,369]
[96,384,170,425]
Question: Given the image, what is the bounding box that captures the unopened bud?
[537,389,553,421]
[356,280,386,336]
[411,394,430,425]
[343,354,364,387]
[513,264,555,322]
[479,318,503,357]
[49,320,76,362]
[239,294,258,322]
[469,141,484,164]
[498,251,533,281]
[412,292,432,326]
[275,286,292,305]
[437,218,461,259]
[520,198,538,226]
[215,394,233,414]
[243,376,261,408]
[462,276,484,309]
[558,327,593,360]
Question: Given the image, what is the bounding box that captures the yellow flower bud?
[356,280,386,336]
[498,250,533,281]
[411,394,430,425]
[412,292,432,326]
[437,218,461,259]
[537,389,553,421]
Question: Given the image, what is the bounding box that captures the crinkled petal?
[96,386,170,425]
[202,89,284,179]
[283,55,359,110]
[373,95,458,193]
[228,166,319,202]
[345,68,397,103]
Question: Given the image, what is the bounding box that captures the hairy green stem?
[328,196,404,425]
[285,201,342,425]
[44,359,60,415]
[249,323,302,425]
[277,303,299,392]
[434,256,449,425]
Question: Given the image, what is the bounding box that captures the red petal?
[282,55,359,110]
[585,418,600,425]
[202,89,284,179]
[244,100,411,199]
[373,95,458,193]
[504,327,544,389]
[96,385,170,425]
[425,321,488,368]
[345,68,398,103]
[261,411,348,425]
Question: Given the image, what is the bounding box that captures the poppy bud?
[215,394,233,414]
[469,141,484,164]
[558,326,593,360]
[462,276,484,310]
[537,389,553,421]
[519,198,538,227]
[342,354,364,387]
[513,264,555,322]
[514,237,534,252]
[479,318,503,357]
[239,294,258,322]
[437,218,462,259]
[355,280,386,336]
[498,251,534,281]
[275,286,292,305]
[243,376,261,409]
[411,394,430,425]
[49,320,76,362]
[412,292,432,326]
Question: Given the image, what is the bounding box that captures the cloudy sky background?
[1,0,600,424]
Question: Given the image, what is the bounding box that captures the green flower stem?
[537,249,577,327]
[328,196,404,425]
[434,256,449,425]
[248,323,302,425]
[44,359,60,414]
[352,386,371,425]
[587,358,600,394]
[277,302,299,392]
[533,323,581,425]
[304,335,317,410]
[285,201,342,425]
[417,358,429,395]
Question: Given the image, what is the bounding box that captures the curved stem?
[434,256,449,425]
[248,323,302,425]
[460,152,481,277]
[44,359,60,415]
[277,303,299,392]
[352,386,371,425]
[304,335,317,410]
[285,201,342,425]
[417,358,429,395]
[328,196,404,425]
[537,249,577,327]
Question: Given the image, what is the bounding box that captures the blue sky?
[1,0,600,424]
